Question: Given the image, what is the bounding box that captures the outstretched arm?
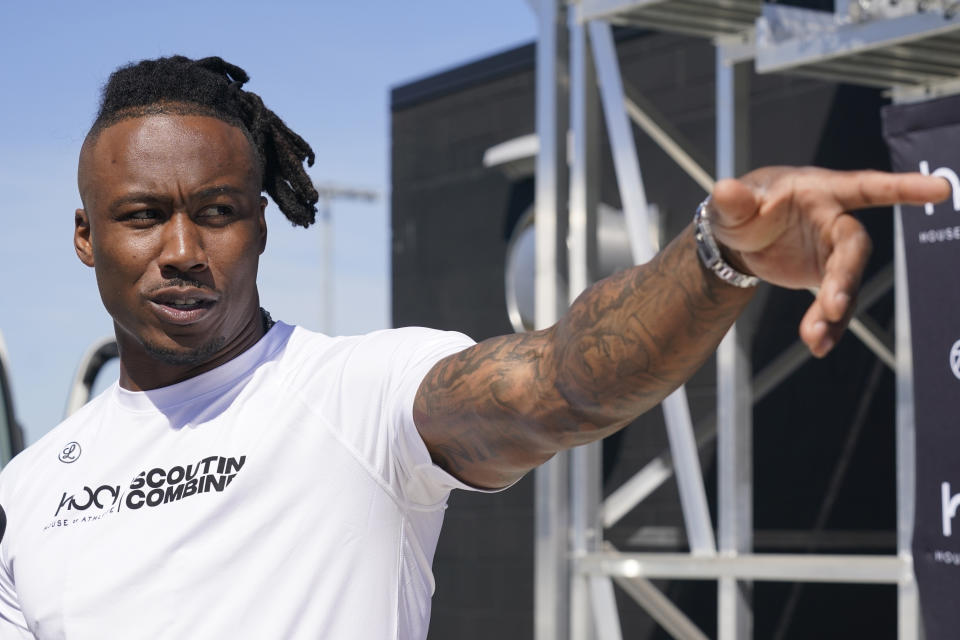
[413,167,950,489]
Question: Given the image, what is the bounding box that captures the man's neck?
[116,309,267,392]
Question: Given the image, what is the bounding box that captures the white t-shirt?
[0,322,478,639]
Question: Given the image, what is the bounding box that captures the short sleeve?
[282,326,491,507]
[388,330,485,505]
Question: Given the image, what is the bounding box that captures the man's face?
[75,112,267,376]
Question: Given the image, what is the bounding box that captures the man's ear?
[75,208,95,267]
[258,196,268,255]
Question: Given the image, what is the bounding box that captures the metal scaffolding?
[532,1,960,638]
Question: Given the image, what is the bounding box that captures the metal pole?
[534,1,570,638]
[569,14,605,640]
[621,87,715,194]
[588,576,625,640]
[589,18,717,557]
[716,44,753,640]
[587,20,654,262]
[579,551,910,584]
[894,205,921,640]
[613,576,709,640]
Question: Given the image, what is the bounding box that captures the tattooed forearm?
[414,224,755,488]
[551,225,753,433]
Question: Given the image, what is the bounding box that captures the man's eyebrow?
[107,185,247,210]
[193,185,247,200]
[108,192,171,210]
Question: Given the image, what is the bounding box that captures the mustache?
[147,277,218,293]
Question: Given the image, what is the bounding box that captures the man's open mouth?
[148,289,220,324]
[157,299,215,311]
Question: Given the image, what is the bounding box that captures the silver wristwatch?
[693,198,760,289]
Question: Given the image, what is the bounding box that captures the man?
[0,55,947,639]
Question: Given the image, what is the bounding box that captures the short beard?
[141,335,227,366]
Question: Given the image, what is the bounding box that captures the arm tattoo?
[414,224,755,488]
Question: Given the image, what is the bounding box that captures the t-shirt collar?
[111,321,293,412]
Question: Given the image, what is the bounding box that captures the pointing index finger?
[830,170,951,211]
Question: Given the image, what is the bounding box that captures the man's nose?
[159,213,208,274]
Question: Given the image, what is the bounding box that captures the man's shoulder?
[276,324,474,398]
[288,324,466,345]
[285,325,473,365]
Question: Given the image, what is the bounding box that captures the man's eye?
[199,205,234,218]
[126,210,160,221]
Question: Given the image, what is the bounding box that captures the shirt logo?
[46,454,247,531]
[951,340,960,381]
[58,442,81,464]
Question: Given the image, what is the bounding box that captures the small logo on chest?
[58,442,81,464]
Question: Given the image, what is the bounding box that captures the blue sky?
[0,1,535,444]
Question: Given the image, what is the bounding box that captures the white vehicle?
[0,330,24,467]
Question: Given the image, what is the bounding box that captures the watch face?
[694,213,720,266]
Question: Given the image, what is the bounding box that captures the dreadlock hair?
[87,55,319,228]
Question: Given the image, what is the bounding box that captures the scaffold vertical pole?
[569,13,606,640]
[716,45,754,640]
[894,205,920,640]
[590,17,717,558]
[534,1,571,639]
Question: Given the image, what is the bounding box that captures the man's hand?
[709,167,950,357]
[415,166,951,489]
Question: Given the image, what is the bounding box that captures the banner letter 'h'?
[941,482,960,536]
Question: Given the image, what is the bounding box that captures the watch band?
[693,198,760,289]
